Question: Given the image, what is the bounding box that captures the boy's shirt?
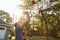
[15,26,23,40]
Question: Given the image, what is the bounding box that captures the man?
[14,11,30,40]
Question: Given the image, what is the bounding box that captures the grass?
[26,36,60,40]
[9,36,60,40]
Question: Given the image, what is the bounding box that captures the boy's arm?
[20,14,30,29]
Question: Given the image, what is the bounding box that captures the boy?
[14,11,30,40]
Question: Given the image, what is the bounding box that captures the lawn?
[9,36,60,40]
[26,36,60,40]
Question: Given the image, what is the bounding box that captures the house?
[0,19,10,40]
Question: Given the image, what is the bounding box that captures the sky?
[0,0,23,23]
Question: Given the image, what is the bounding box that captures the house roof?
[0,19,10,27]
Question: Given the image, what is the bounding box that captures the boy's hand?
[24,12,30,20]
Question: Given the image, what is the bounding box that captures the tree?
[18,0,60,40]
[19,0,41,10]
[0,10,12,23]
